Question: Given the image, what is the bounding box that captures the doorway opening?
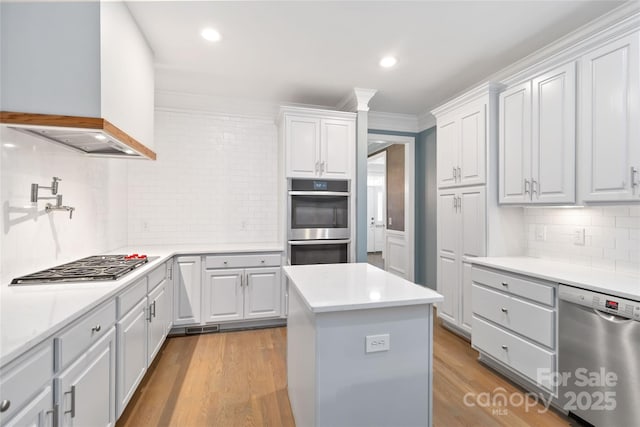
[367,151,386,269]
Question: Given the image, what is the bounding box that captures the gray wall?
[416,127,437,289]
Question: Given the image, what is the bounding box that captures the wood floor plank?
[117,321,571,427]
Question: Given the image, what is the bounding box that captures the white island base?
[284,263,443,427]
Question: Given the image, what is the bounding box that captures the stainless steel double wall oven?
[288,179,350,265]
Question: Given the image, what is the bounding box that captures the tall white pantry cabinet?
[432,84,523,337]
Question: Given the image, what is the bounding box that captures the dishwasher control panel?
[559,285,640,320]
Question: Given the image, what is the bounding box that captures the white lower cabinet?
[471,265,557,394]
[173,256,202,326]
[203,267,282,323]
[436,186,486,335]
[3,386,53,427]
[116,265,169,418]
[56,328,116,427]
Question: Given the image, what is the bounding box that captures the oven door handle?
[288,191,350,196]
[288,240,351,245]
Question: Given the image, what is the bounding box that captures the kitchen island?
[283,263,443,427]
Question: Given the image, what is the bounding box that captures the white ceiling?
[127,1,624,116]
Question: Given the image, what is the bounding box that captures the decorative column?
[338,88,377,262]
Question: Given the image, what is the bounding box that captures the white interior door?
[367,186,376,253]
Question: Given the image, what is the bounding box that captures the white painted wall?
[126,109,279,245]
[0,128,128,285]
[524,206,640,274]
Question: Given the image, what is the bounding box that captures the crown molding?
[368,111,419,133]
[155,90,280,121]
[425,1,639,119]
[431,82,503,118]
[417,112,436,132]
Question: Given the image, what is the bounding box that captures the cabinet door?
[244,267,282,320]
[57,329,116,427]
[437,255,458,324]
[286,115,321,178]
[320,118,353,179]
[460,262,474,334]
[115,298,147,418]
[173,256,201,327]
[437,191,459,258]
[147,282,167,364]
[202,269,244,322]
[532,62,576,204]
[499,82,532,204]
[4,386,53,427]
[459,103,486,187]
[581,32,640,202]
[436,116,459,188]
[165,262,174,334]
[460,187,486,258]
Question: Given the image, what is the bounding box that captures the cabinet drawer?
[472,266,555,306]
[472,284,555,348]
[56,300,116,370]
[204,253,281,269]
[0,342,53,422]
[117,277,147,319]
[472,316,555,392]
[148,263,166,292]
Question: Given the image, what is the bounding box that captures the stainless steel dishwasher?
[559,285,640,427]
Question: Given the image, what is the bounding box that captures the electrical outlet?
[388,217,393,226]
[365,334,390,353]
[535,225,546,241]
[573,227,585,246]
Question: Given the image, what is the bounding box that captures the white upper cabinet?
[436,101,486,188]
[581,31,640,202]
[282,107,356,179]
[499,62,576,204]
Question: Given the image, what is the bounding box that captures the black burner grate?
[11,255,149,285]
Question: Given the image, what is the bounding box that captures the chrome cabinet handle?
[501,282,508,287]
[46,404,58,426]
[91,325,101,333]
[531,178,538,198]
[501,307,508,313]
[452,167,456,180]
[501,345,508,350]
[151,301,157,318]
[223,261,228,266]
[632,166,639,194]
[457,167,461,181]
[260,259,265,264]
[321,161,326,173]
[457,196,462,211]
[453,196,458,211]
[0,399,10,412]
[147,306,153,322]
[524,179,530,195]
[64,386,76,418]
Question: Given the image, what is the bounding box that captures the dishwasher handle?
[592,307,635,324]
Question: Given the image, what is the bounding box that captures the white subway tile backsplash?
[1,128,128,285]
[524,206,640,273]
[126,109,280,246]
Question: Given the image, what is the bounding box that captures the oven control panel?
[559,285,640,321]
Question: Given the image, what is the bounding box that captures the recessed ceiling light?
[94,134,107,141]
[379,56,397,68]
[201,28,221,42]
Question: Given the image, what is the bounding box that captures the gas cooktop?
[10,254,151,285]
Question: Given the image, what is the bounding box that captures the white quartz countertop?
[283,263,443,313]
[468,256,640,301]
[0,243,283,367]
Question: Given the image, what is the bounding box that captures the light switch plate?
[535,225,546,241]
[366,334,390,353]
[573,228,585,246]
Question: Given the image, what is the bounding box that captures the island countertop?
[283,263,443,313]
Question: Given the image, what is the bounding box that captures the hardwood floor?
[117,322,571,427]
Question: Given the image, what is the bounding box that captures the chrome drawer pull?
[0,399,10,412]
[91,325,101,333]
[501,282,508,287]
[501,345,508,350]
[64,386,76,418]
[501,307,508,313]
